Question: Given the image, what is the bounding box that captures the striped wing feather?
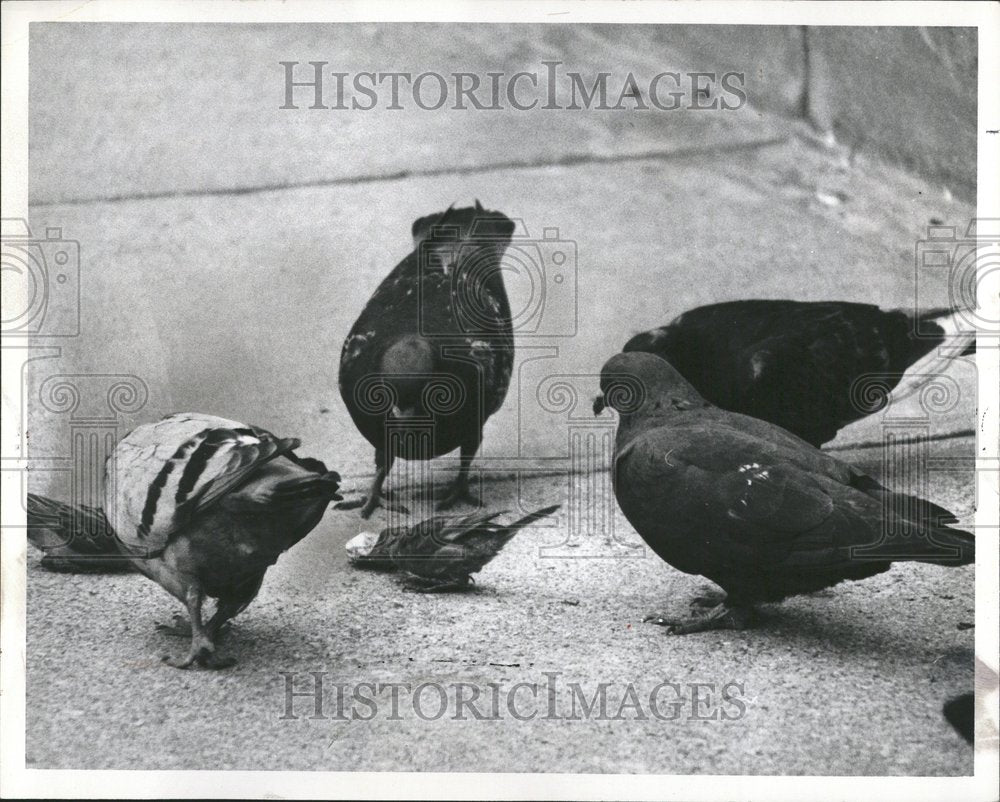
[110,413,301,552]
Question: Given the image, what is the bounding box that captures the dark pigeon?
[600,351,974,635]
[337,202,516,518]
[594,300,975,446]
[26,493,132,573]
[346,504,560,590]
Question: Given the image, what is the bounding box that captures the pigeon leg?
[152,563,198,636]
[335,450,410,518]
[689,588,728,610]
[205,599,241,640]
[643,602,756,635]
[157,600,235,640]
[161,585,235,670]
[156,613,192,638]
[436,441,482,511]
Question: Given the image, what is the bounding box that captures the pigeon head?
[592,329,676,414]
[411,201,516,249]
[597,352,706,419]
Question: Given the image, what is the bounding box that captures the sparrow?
[600,351,974,634]
[345,504,560,590]
[337,202,516,517]
[107,412,342,668]
[594,300,975,446]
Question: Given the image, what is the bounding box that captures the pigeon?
[599,351,974,635]
[345,504,560,590]
[106,412,342,668]
[594,300,975,446]
[337,202,516,518]
[26,493,132,573]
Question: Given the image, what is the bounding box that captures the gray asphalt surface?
[22,24,977,775]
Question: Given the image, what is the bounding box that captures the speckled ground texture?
[22,24,977,774]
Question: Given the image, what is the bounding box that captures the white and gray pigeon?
[107,412,342,668]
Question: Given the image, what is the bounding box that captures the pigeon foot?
[157,614,232,639]
[161,635,236,670]
[402,575,473,593]
[643,603,755,635]
[335,494,410,519]
[689,589,728,610]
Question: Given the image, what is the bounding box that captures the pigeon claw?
[161,637,236,670]
[335,495,410,519]
[402,575,473,593]
[643,603,755,635]
[688,590,728,610]
[334,496,365,511]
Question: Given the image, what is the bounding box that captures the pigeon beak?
[592,393,607,416]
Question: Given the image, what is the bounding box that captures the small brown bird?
[601,352,974,634]
[107,413,342,668]
[346,504,561,590]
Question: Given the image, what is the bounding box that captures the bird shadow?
[751,602,974,665]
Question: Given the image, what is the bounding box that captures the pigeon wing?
[113,421,300,554]
[615,426,853,573]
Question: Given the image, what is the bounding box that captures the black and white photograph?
[1,1,998,799]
